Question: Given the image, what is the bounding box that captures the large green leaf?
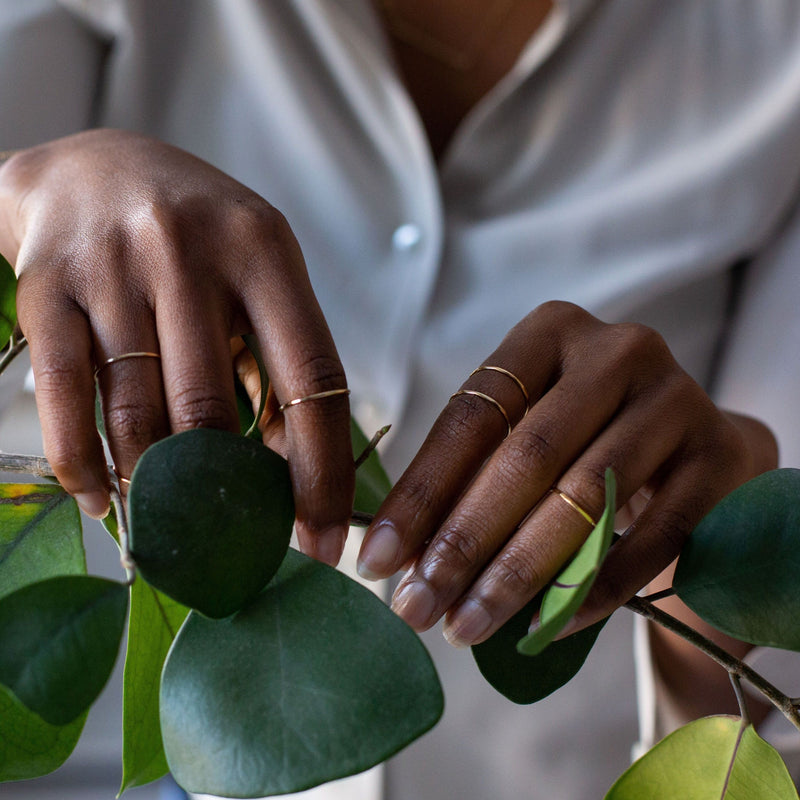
[673,469,800,649]
[128,428,294,619]
[472,594,608,704]
[119,580,189,795]
[0,484,85,600]
[605,716,798,799]
[0,252,16,349]
[0,682,86,782]
[0,575,128,725]
[161,548,443,798]
[517,469,616,655]
[351,417,392,515]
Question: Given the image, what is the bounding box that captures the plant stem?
[354,425,392,469]
[626,595,800,731]
[638,587,675,603]
[109,480,136,584]
[350,510,375,527]
[730,673,750,725]
[0,335,27,374]
[0,453,55,479]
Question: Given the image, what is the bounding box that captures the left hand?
[356,301,778,646]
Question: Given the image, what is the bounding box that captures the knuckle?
[502,424,558,477]
[292,352,347,394]
[614,322,670,363]
[651,504,697,553]
[428,525,485,577]
[169,388,236,432]
[487,554,540,603]
[104,401,163,448]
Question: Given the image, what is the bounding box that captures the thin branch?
[0,335,27,374]
[639,587,676,603]
[109,481,136,585]
[626,595,800,732]
[0,453,55,479]
[354,425,392,470]
[730,673,750,726]
[350,510,375,528]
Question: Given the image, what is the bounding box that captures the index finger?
[241,218,354,567]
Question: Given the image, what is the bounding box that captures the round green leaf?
[472,595,608,704]
[0,683,86,782]
[0,575,128,725]
[128,428,294,619]
[605,716,798,799]
[161,549,444,797]
[674,469,800,649]
[0,252,16,349]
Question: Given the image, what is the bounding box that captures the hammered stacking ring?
[450,389,512,438]
[278,388,351,413]
[551,488,597,527]
[95,351,161,378]
[469,365,530,408]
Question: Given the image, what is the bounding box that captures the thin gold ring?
[551,488,597,527]
[278,388,351,413]
[117,476,131,488]
[95,351,161,378]
[470,365,530,408]
[450,389,512,438]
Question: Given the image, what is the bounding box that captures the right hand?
[0,129,354,565]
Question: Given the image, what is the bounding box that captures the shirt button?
[392,223,422,251]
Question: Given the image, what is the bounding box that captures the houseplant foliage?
[1,251,800,797]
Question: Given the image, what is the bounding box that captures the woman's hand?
[357,301,778,646]
[0,129,353,565]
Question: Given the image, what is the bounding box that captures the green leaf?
[0,575,128,725]
[472,594,608,704]
[351,417,392,515]
[673,469,800,650]
[517,469,616,655]
[0,682,86,782]
[0,252,16,349]
[128,428,294,619]
[161,549,443,797]
[605,716,798,799]
[119,580,189,795]
[0,484,85,601]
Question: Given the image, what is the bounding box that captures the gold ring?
[551,488,597,527]
[470,365,530,408]
[449,389,512,438]
[278,388,351,413]
[95,351,161,378]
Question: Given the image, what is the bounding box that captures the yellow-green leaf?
[605,716,798,799]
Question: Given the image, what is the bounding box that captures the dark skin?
[0,1,776,726]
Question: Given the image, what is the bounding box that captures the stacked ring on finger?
[449,365,529,438]
[550,487,597,526]
[278,387,351,413]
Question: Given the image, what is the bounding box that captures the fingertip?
[297,522,347,568]
[73,489,111,519]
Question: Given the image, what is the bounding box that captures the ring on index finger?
[450,389,512,438]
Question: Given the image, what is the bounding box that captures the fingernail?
[358,522,401,580]
[314,525,346,567]
[74,491,110,520]
[552,616,581,641]
[443,598,493,648]
[391,579,437,631]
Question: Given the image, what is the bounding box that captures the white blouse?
[3,1,800,798]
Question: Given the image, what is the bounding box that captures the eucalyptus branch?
[0,334,27,374]
[0,452,55,479]
[638,587,675,603]
[350,510,375,527]
[626,595,800,731]
[730,673,750,725]
[354,425,392,469]
[108,478,136,584]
